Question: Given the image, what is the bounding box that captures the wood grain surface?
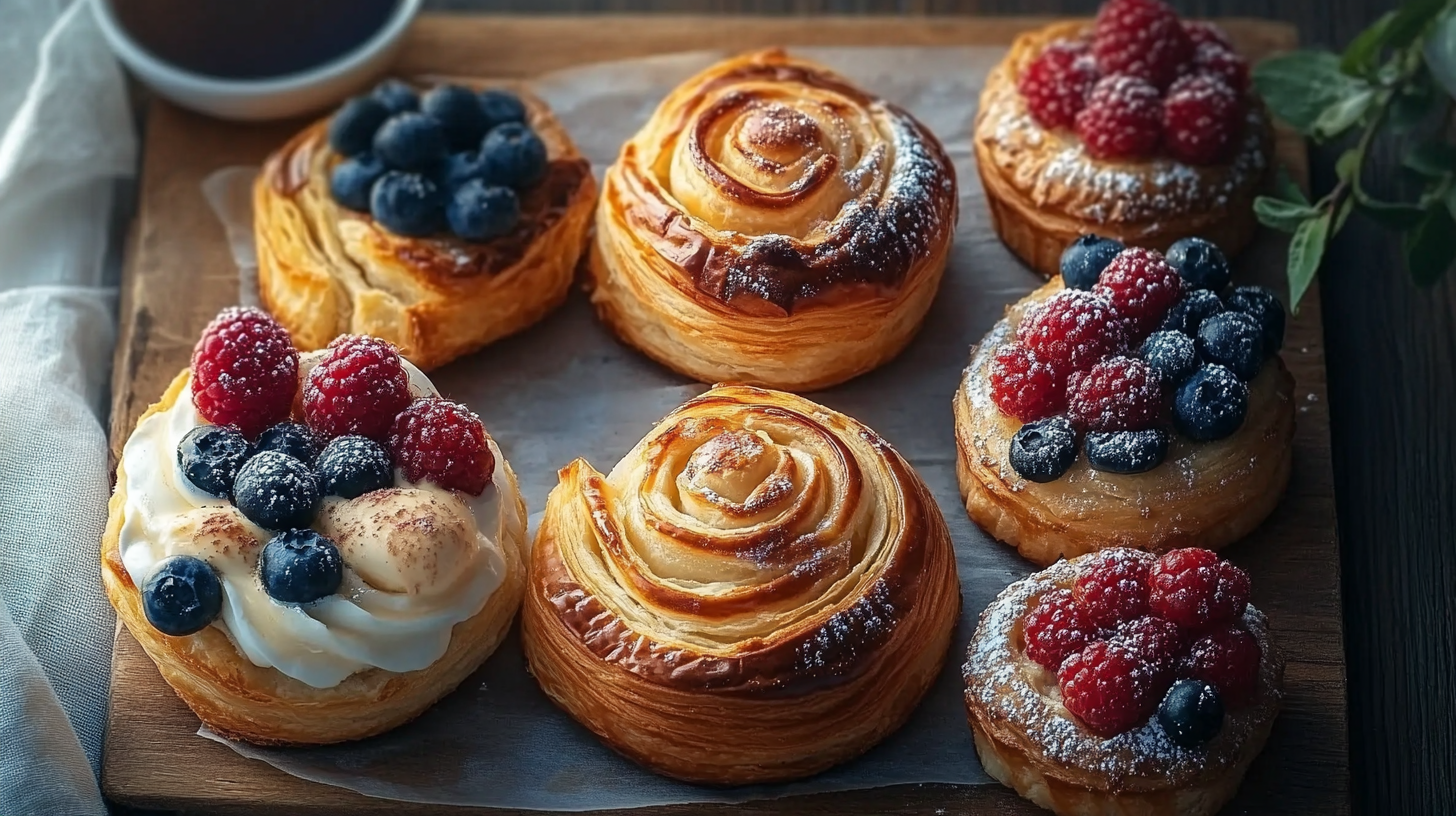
[104,12,1353,816]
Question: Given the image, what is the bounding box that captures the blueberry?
[370,171,445,237]
[447,180,521,242]
[253,422,320,466]
[1059,234,1124,291]
[1166,236,1231,291]
[177,425,250,498]
[142,555,223,636]
[232,451,321,532]
[1196,311,1265,381]
[1158,679,1225,748]
[1140,330,1198,386]
[1225,285,1285,353]
[329,154,386,212]
[327,96,389,158]
[478,89,528,129]
[372,79,419,114]
[259,529,344,605]
[1160,289,1226,336]
[1085,429,1169,474]
[480,122,548,190]
[422,84,491,151]
[1174,364,1249,442]
[317,435,393,499]
[441,150,491,192]
[1008,415,1079,483]
[373,112,447,172]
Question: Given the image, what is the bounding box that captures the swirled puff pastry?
[521,385,961,784]
[590,50,959,391]
[254,85,595,370]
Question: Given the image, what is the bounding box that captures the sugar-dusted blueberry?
[423,84,491,151]
[370,171,445,238]
[480,122,547,190]
[259,529,344,605]
[1196,311,1265,381]
[328,96,390,157]
[441,150,490,192]
[1139,330,1197,386]
[447,180,520,242]
[254,422,321,466]
[371,79,419,114]
[1174,364,1249,442]
[1160,288,1226,337]
[177,425,251,498]
[142,555,223,636]
[373,112,447,172]
[1158,679,1224,748]
[1085,428,1169,474]
[329,153,386,212]
[1165,236,1231,291]
[1008,415,1079,483]
[233,451,321,532]
[317,435,394,499]
[1225,285,1286,353]
[478,89,528,129]
[1060,234,1124,291]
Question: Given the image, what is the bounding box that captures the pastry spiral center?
[678,429,795,524]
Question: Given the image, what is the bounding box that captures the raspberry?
[990,344,1066,422]
[1019,40,1100,129]
[1016,289,1127,375]
[1163,74,1244,166]
[190,307,299,439]
[1113,615,1190,671]
[1058,640,1161,736]
[1148,548,1252,629]
[302,335,413,442]
[388,398,495,496]
[1067,356,1165,432]
[1022,588,1098,671]
[1092,0,1193,89]
[1182,20,1234,51]
[1074,550,1151,630]
[1185,626,1261,704]
[1075,75,1164,161]
[1094,247,1184,338]
[1191,42,1250,91]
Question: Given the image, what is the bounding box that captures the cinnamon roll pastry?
[522,385,961,784]
[590,50,958,391]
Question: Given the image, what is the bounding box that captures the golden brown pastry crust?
[975,22,1272,278]
[963,551,1283,816]
[101,371,529,745]
[589,50,959,391]
[254,85,596,370]
[521,384,961,784]
[953,280,1294,567]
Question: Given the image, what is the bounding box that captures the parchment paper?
[199,46,1052,810]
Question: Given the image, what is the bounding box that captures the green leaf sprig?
[1252,0,1456,311]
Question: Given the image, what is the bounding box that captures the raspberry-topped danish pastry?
[953,235,1294,566]
[964,548,1283,816]
[975,0,1271,277]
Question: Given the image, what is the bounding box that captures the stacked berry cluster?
[1017,0,1251,165]
[990,234,1285,483]
[327,79,548,241]
[142,307,496,638]
[1023,548,1261,743]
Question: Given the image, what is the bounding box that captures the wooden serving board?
[103,14,1347,816]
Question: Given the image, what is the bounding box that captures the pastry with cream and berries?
[953,235,1294,566]
[975,0,1271,277]
[964,548,1283,816]
[254,80,596,370]
[101,307,527,745]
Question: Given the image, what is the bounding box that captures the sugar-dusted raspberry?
[1182,20,1233,50]
[1016,289,1127,375]
[1058,640,1161,736]
[1074,550,1151,630]
[1023,588,1099,671]
[303,335,413,442]
[1184,625,1261,704]
[1191,42,1250,91]
[1148,548,1251,629]
[1019,40,1100,130]
[190,307,299,439]
[1075,75,1164,161]
[1067,356,1164,432]
[990,344,1066,422]
[1092,0,1193,89]
[1094,247,1184,338]
[1113,615,1190,671]
[388,398,495,496]
[1163,73,1244,166]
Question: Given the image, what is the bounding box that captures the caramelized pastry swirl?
[522,385,961,784]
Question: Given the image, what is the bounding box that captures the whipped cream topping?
[117,353,517,689]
